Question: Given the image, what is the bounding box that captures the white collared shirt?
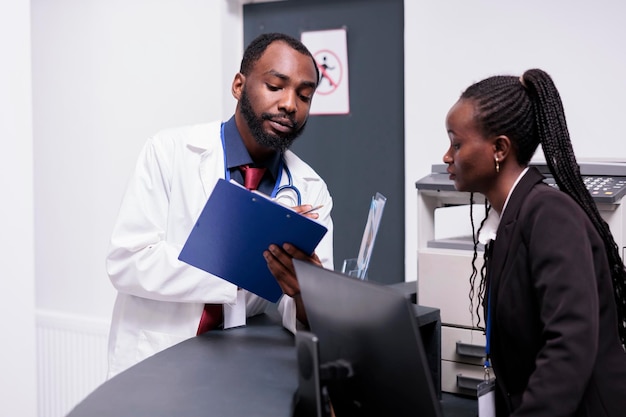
[477,167,530,245]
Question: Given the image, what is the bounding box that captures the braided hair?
[463,68,626,347]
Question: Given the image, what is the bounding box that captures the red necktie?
[197,304,223,335]
[197,165,266,335]
[239,165,267,190]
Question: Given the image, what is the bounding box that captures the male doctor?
[105,32,334,378]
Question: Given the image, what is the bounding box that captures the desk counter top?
[68,312,296,417]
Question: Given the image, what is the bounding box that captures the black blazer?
[486,167,626,417]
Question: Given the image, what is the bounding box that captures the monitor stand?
[293,331,353,417]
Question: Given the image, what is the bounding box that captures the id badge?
[477,378,496,417]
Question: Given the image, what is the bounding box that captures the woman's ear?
[493,135,512,162]
[232,73,245,101]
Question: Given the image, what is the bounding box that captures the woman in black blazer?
[442,68,626,417]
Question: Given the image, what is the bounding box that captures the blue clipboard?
[179,178,328,302]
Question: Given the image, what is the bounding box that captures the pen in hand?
[301,204,324,215]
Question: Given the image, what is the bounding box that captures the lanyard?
[484,284,492,379]
[478,250,496,415]
[484,241,493,373]
[485,286,492,363]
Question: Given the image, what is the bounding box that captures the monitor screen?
[293,260,443,417]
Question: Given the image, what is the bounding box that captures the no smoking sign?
[301,29,350,115]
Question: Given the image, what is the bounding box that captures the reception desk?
[67,300,470,417]
[68,311,297,417]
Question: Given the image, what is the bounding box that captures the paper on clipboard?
[178,179,328,303]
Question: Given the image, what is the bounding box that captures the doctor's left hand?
[292,204,321,220]
[264,243,321,325]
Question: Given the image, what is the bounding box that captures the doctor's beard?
[239,88,307,153]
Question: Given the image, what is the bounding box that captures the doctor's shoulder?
[147,121,223,153]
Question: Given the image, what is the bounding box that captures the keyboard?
[542,176,626,204]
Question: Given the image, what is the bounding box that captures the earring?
[495,156,500,173]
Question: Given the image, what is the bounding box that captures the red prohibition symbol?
[313,49,343,96]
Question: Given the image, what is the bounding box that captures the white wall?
[0,0,38,415]
[31,0,241,319]
[30,1,242,413]
[404,0,626,283]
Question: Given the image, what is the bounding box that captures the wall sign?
[301,28,350,115]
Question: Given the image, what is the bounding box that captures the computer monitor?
[293,259,443,417]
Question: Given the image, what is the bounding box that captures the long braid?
[523,69,626,347]
[469,194,491,330]
[468,193,480,328]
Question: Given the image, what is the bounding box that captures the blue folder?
[179,179,328,302]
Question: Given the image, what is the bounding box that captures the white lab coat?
[105,121,334,378]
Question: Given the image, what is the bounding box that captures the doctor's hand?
[264,243,322,326]
[292,204,322,220]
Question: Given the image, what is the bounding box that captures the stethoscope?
[220,123,302,206]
